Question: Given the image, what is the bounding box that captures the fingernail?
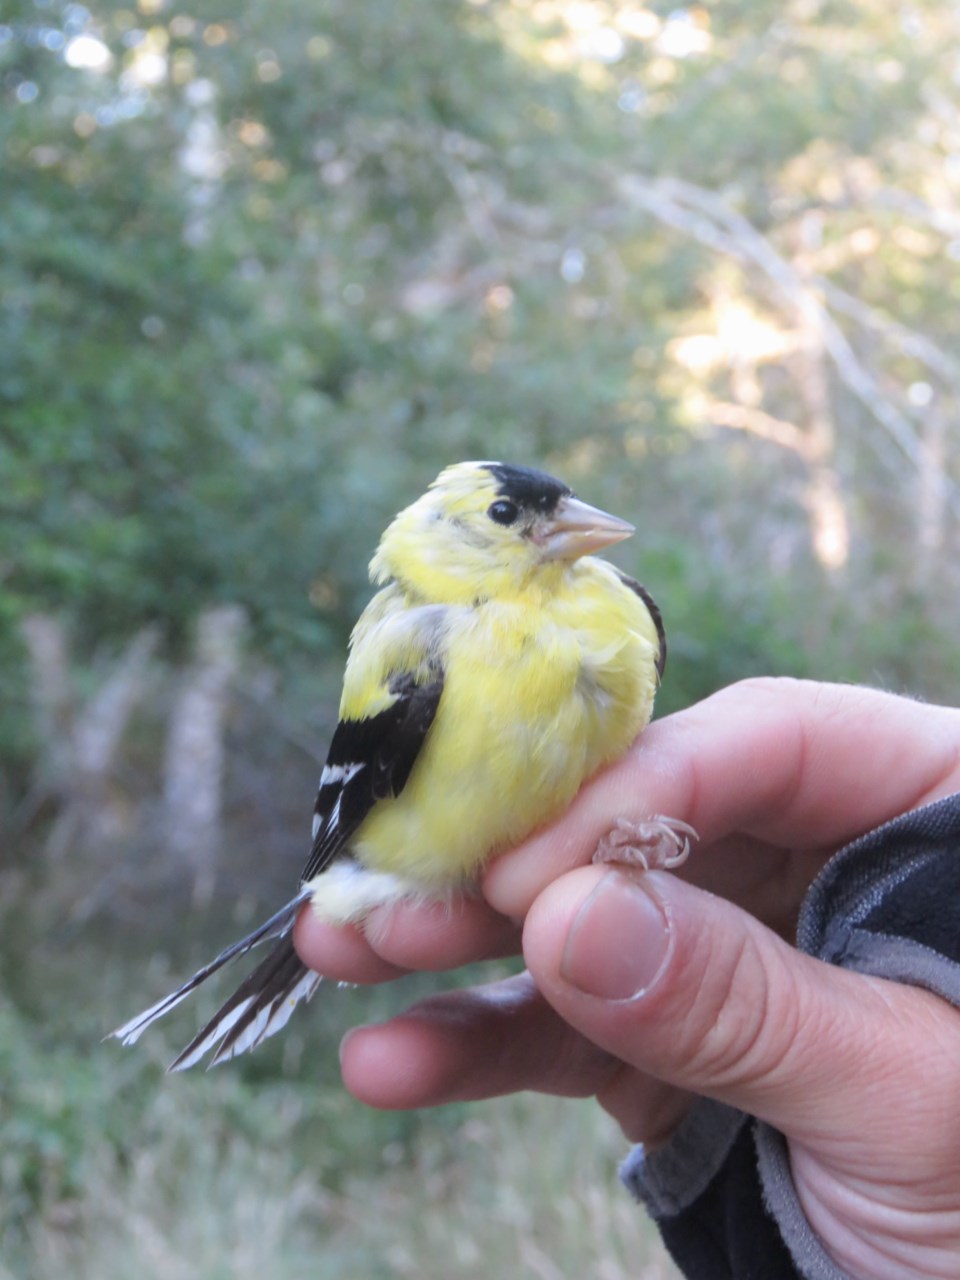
[338,1025,365,1067]
[560,872,672,1000]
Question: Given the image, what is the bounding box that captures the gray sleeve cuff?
[620,792,960,1280]
[620,1097,746,1217]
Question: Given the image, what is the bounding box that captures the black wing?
[613,569,666,681]
[110,659,445,1070]
[299,669,444,884]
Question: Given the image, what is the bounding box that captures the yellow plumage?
[110,460,666,1069]
[346,562,659,889]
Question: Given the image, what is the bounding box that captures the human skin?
[294,678,960,1280]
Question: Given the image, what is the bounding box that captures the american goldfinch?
[112,461,685,1071]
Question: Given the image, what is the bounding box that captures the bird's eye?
[487,499,520,526]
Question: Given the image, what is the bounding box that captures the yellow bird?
[111,461,687,1070]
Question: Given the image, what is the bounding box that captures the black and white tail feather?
[110,890,315,1070]
[170,932,320,1071]
[109,663,445,1071]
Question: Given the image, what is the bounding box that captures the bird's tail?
[109,887,321,1071]
[168,936,321,1071]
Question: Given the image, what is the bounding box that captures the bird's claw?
[592,815,698,871]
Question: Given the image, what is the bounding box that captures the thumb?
[522,865,943,1146]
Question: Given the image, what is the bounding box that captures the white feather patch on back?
[319,761,366,788]
[306,860,430,924]
[312,763,366,839]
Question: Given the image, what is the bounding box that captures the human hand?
[295,678,960,1279]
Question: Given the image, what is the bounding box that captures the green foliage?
[6,0,960,706]
[0,940,674,1280]
[8,4,960,1274]
[0,998,109,1243]
[2,0,659,666]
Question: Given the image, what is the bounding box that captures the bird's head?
[370,461,634,603]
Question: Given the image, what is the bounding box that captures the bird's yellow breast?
[350,559,660,886]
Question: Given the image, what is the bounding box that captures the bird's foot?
[592,815,698,871]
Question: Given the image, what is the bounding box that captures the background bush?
[5,1,960,1274]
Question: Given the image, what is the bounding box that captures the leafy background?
[4,0,960,1275]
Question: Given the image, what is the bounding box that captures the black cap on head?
[482,463,572,516]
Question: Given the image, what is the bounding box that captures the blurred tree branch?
[618,174,929,476]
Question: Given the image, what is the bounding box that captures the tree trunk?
[162,606,247,907]
[20,616,158,858]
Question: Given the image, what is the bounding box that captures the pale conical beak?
[536,495,635,561]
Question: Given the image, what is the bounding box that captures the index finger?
[483,677,960,918]
[294,888,521,979]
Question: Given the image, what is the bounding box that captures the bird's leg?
[592,815,698,871]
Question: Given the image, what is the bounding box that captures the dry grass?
[0,836,681,1280]
[2,1041,680,1280]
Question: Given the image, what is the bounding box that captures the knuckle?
[675,924,803,1093]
